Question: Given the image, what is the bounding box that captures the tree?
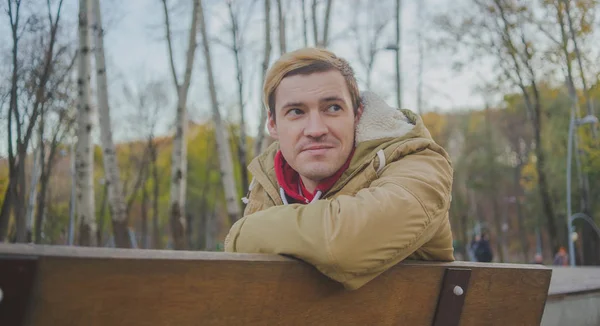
[348,0,393,90]
[563,0,595,126]
[416,0,424,115]
[91,0,132,248]
[394,0,402,109]
[161,0,200,250]
[122,79,169,248]
[198,0,242,225]
[276,0,286,54]
[310,0,334,47]
[550,0,597,264]
[561,0,599,265]
[76,0,97,246]
[498,95,534,262]
[0,0,67,242]
[301,0,308,46]
[435,0,561,253]
[484,104,505,263]
[225,0,252,196]
[320,0,333,47]
[254,0,272,157]
[35,53,78,244]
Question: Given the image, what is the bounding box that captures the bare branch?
[276,0,286,54]
[321,0,333,47]
[161,0,180,89]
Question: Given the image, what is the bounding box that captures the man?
[224,48,454,290]
[474,232,493,263]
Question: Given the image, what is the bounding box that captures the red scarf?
[274,149,354,204]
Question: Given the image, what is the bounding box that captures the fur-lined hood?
[355,91,415,143]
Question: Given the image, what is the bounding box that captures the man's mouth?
[301,145,334,155]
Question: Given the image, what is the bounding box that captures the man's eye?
[327,105,342,112]
[287,108,303,116]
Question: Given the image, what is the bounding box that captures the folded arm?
[225,149,453,289]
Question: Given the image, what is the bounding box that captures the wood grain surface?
[0,244,552,326]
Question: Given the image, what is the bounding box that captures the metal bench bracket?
[0,255,39,326]
[432,268,472,326]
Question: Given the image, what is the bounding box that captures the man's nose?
[304,111,328,139]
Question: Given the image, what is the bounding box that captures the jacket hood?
[355,91,415,143]
[246,91,436,203]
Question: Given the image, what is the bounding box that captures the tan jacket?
[224,91,455,290]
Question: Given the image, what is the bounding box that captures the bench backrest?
[0,244,551,326]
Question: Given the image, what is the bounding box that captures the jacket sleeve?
[224,148,453,290]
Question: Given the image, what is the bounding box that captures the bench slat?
[0,244,551,326]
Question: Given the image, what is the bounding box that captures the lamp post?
[385,44,402,110]
[566,112,598,266]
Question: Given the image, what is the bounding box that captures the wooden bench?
[0,244,551,326]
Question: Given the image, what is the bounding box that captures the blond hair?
[263,48,360,117]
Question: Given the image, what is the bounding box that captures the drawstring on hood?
[376,149,386,175]
[279,187,289,205]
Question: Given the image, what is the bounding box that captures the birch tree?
[310,0,334,47]
[301,0,308,46]
[76,0,97,246]
[91,0,132,248]
[198,0,242,225]
[416,0,424,115]
[276,0,287,54]
[311,0,318,45]
[25,146,41,242]
[162,0,200,249]
[226,0,250,195]
[395,0,402,109]
[254,0,272,156]
[320,0,333,47]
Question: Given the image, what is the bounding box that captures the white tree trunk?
[254,0,272,157]
[167,0,200,250]
[276,0,286,54]
[395,0,402,109]
[91,0,131,248]
[227,1,249,197]
[321,0,333,47]
[416,0,423,115]
[76,0,97,246]
[198,0,241,225]
[25,145,42,242]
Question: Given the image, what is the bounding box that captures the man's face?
[268,70,362,188]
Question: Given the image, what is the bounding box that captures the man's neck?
[300,176,319,194]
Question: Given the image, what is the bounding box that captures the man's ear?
[354,104,364,125]
[267,110,279,139]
